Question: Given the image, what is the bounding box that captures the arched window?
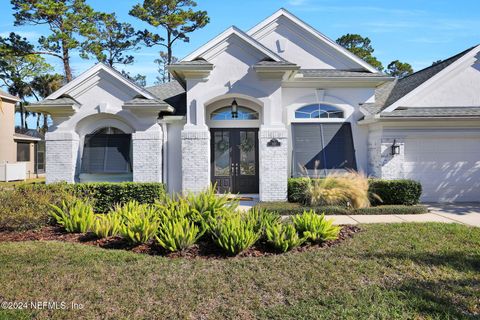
[81,127,131,173]
[295,104,344,119]
[211,106,259,120]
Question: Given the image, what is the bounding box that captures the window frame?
[210,106,260,121]
[293,103,345,122]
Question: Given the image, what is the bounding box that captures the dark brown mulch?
[0,225,360,259]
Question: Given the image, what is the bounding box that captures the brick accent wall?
[259,127,288,202]
[368,131,405,179]
[45,131,79,183]
[181,129,210,193]
[132,129,163,183]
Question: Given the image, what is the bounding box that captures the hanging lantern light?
[391,139,400,155]
[231,98,238,119]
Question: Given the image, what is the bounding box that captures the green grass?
[255,201,429,215]
[0,177,45,189]
[0,223,479,319]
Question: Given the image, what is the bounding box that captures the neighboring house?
[29,8,480,202]
[0,89,44,181]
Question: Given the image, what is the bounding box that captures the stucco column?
[181,128,210,193]
[259,126,288,202]
[132,126,163,183]
[45,131,79,184]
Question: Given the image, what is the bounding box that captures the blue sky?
[1,0,479,126]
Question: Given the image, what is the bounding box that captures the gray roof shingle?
[380,107,480,118]
[146,81,186,116]
[382,46,475,110]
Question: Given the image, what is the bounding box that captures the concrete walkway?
[320,203,480,227]
[239,197,480,227]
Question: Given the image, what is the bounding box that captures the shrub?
[71,182,166,213]
[288,177,423,207]
[265,222,304,252]
[155,200,204,252]
[92,213,122,238]
[50,199,95,233]
[292,211,341,243]
[116,201,160,244]
[369,179,422,205]
[288,177,311,203]
[305,172,371,208]
[0,185,72,231]
[211,213,260,255]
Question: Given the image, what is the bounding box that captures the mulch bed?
[0,225,360,259]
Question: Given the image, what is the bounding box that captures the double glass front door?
[211,128,259,194]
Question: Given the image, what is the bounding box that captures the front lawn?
[0,223,478,319]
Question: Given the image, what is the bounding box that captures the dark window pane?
[81,132,131,173]
[16,143,30,162]
[211,106,259,120]
[292,123,356,177]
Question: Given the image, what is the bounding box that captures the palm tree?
[30,73,64,131]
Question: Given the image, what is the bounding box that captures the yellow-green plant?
[92,213,122,238]
[155,199,204,252]
[115,201,160,244]
[50,198,95,233]
[211,213,260,255]
[292,210,341,243]
[265,221,305,252]
[248,207,281,234]
[156,216,203,252]
[305,171,371,209]
[186,186,238,222]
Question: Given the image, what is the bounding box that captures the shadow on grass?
[363,250,480,272]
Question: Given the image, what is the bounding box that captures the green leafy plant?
[211,213,260,255]
[369,179,422,205]
[50,198,95,233]
[92,213,122,238]
[292,210,341,243]
[248,207,280,234]
[265,222,304,252]
[116,201,160,244]
[155,199,204,252]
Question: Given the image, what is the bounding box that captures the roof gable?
[47,63,157,100]
[248,8,379,73]
[381,46,477,112]
[182,26,286,63]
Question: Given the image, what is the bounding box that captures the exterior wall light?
[231,98,238,119]
[391,139,400,155]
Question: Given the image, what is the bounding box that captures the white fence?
[0,162,27,182]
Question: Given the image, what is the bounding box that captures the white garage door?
[404,137,480,202]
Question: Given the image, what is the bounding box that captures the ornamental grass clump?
[155,200,204,252]
[211,212,260,255]
[92,212,122,238]
[265,221,304,252]
[116,201,160,244]
[50,198,95,233]
[292,210,341,243]
[305,171,372,209]
[248,207,281,235]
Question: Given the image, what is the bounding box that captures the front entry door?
[211,128,259,194]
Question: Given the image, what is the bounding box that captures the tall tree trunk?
[167,31,172,82]
[61,39,73,82]
[42,113,48,132]
[36,113,40,130]
[19,104,25,129]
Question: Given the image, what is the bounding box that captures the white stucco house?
[29,8,480,203]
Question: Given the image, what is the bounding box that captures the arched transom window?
[295,104,344,119]
[211,106,259,120]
